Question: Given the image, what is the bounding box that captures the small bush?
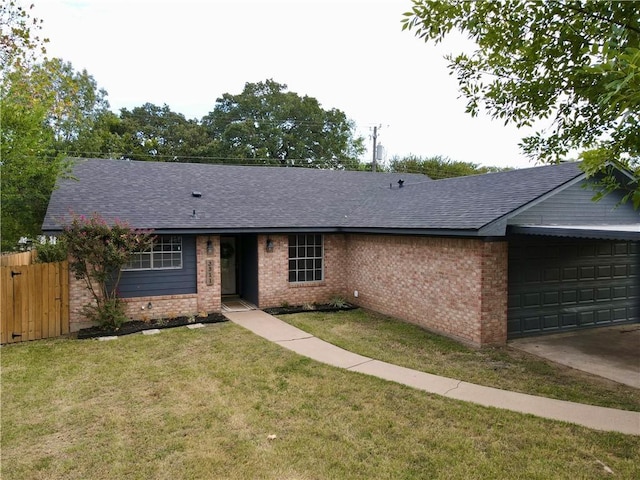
[82,298,128,330]
[329,296,348,308]
[35,238,68,263]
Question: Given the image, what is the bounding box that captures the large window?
[123,235,182,271]
[288,234,323,283]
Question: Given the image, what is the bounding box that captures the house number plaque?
[206,260,214,286]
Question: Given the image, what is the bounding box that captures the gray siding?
[508,180,639,226]
[118,236,197,298]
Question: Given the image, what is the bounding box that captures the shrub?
[61,212,154,330]
[34,236,68,263]
[82,298,128,330]
[329,296,348,308]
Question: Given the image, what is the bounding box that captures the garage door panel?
[562,267,578,281]
[508,237,639,338]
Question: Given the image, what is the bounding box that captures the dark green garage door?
[508,236,639,338]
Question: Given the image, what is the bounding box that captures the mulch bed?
[77,313,228,339]
[263,303,357,316]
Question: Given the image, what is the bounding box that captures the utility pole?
[372,125,378,172]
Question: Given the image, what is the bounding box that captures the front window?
[123,235,182,270]
[288,234,323,283]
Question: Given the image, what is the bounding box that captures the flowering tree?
[61,213,154,329]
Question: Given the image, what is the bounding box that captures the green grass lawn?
[1,321,639,479]
[280,309,640,411]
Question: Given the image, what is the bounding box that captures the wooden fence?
[1,261,70,344]
[0,250,38,267]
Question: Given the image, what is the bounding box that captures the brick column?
[196,235,221,314]
[479,240,508,345]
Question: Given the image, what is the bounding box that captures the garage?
[507,235,639,338]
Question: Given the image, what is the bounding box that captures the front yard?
[279,309,640,411]
[1,316,639,479]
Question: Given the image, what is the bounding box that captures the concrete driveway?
[509,324,640,389]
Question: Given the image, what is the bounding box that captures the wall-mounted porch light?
[266,238,274,252]
[206,237,213,255]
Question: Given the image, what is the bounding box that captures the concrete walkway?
[224,310,640,436]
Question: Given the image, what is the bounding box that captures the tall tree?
[0,1,48,77]
[202,79,365,169]
[1,1,56,250]
[389,154,507,179]
[403,0,639,207]
[119,103,209,161]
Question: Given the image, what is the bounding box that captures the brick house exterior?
[68,233,508,346]
[49,159,638,346]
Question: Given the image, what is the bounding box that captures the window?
[123,235,182,270]
[288,234,323,283]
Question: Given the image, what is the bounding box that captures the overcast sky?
[29,0,543,169]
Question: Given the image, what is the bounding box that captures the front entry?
[220,235,259,305]
[220,237,237,295]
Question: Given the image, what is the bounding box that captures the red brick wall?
[122,294,199,321]
[257,234,348,308]
[68,273,97,332]
[344,234,507,347]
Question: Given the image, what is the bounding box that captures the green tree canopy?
[388,154,507,179]
[1,56,111,250]
[403,0,639,207]
[202,79,365,169]
[119,103,209,161]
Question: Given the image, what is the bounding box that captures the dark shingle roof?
[43,158,584,236]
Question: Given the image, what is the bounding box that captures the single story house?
[43,158,639,347]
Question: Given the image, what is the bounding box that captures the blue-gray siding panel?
[118,236,197,298]
[508,180,639,225]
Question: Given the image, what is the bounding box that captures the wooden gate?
[1,261,70,344]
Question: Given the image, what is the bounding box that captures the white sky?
[28,0,542,169]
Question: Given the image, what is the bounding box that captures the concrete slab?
[447,382,640,436]
[277,337,373,369]
[224,310,313,341]
[510,325,640,388]
[350,360,461,395]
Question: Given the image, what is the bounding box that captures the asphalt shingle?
[43,158,584,235]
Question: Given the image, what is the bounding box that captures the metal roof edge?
[508,225,640,241]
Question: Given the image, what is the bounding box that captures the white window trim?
[122,235,183,271]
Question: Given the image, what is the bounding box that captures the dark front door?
[220,235,259,304]
[220,237,237,295]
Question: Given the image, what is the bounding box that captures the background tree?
[0,1,48,77]
[388,154,507,179]
[202,79,365,169]
[119,103,209,161]
[0,1,57,250]
[403,0,639,207]
[1,57,111,250]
